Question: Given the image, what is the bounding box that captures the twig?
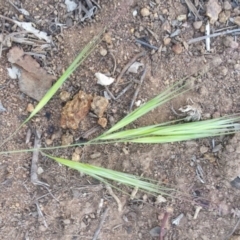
[115,83,133,100]
[185,0,202,20]
[82,126,100,139]
[35,200,48,228]
[0,18,5,58]
[104,86,117,100]
[129,67,147,111]
[225,217,240,240]
[159,212,169,240]
[92,207,109,240]
[135,39,159,50]
[115,51,146,85]
[105,184,122,212]
[188,28,240,44]
[205,21,210,51]
[31,130,49,187]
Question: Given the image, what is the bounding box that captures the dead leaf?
[7,46,55,101]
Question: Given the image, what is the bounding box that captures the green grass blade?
[43,153,174,196]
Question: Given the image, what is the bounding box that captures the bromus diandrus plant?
[1,33,240,196]
[1,76,240,196]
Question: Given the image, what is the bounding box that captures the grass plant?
[1,30,240,196]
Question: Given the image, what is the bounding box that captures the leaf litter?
[7,46,55,101]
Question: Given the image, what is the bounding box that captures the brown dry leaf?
[7,46,54,101]
[60,91,93,129]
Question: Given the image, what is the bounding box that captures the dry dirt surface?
[1,0,240,239]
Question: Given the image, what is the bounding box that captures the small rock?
[26,103,34,112]
[163,37,171,45]
[98,117,107,128]
[59,91,70,101]
[149,226,161,237]
[99,48,107,56]
[95,72,114,86]
[206,0,222,24]
[223,36,239,49]
[234,64,240,71]
[45,138,53,145]
[221,66,228,76]
[75,147,82,155]
[218,11,228,23]
[72,152,80,161]
[236,146,240,153]
[200,146,208,154]
[177,14,187,21]
[140,7,150,17]
[90,152,101,159]
[223,1,231,10]
[103,32,113,47]
[172,43,183,54]
[61,133,73,146]
[91,96,109,117]
[132,9,137,17]
[234,16,240,26]
[37,167,44,175]
[63,219,71,225]
[156,195,167,203]
[193,21,202,29]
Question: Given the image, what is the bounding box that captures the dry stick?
[129,67,147,112]
[31,130,49,187]
[105,184,122,212]
[35,200,48,228]
[115,83,133,100]
[188,28,240,44]
[115,51,146,85]
[159,212,170,240]
[92,207,109,240]
[185,0,202,20]
[0,18,5,58]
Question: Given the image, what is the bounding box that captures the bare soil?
[1,0,240,239]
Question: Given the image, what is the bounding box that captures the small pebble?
[172,43,183,54]
[223,36,239,49]
[177,14,187,21]
[132,9,137,17]
[37,167,44,175]
[63,219,71,225]
[122,147,129,155]
[45,138,53,145]
[72,152,80,162]
[234,64,240,71]
[140,7,150,17]
[98,117,107,128]
[59,91,70,102]
[90,152,101,159]
[221,66,228,76]
[75,147,82,155]
[26,103,34,112]
[200,146,208,154]
[61,133,73,146]
[99,48,107,56]
[156,195,167,203]
[163,37,171,45]
[234,16,240,26]
[193,21,202,29]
